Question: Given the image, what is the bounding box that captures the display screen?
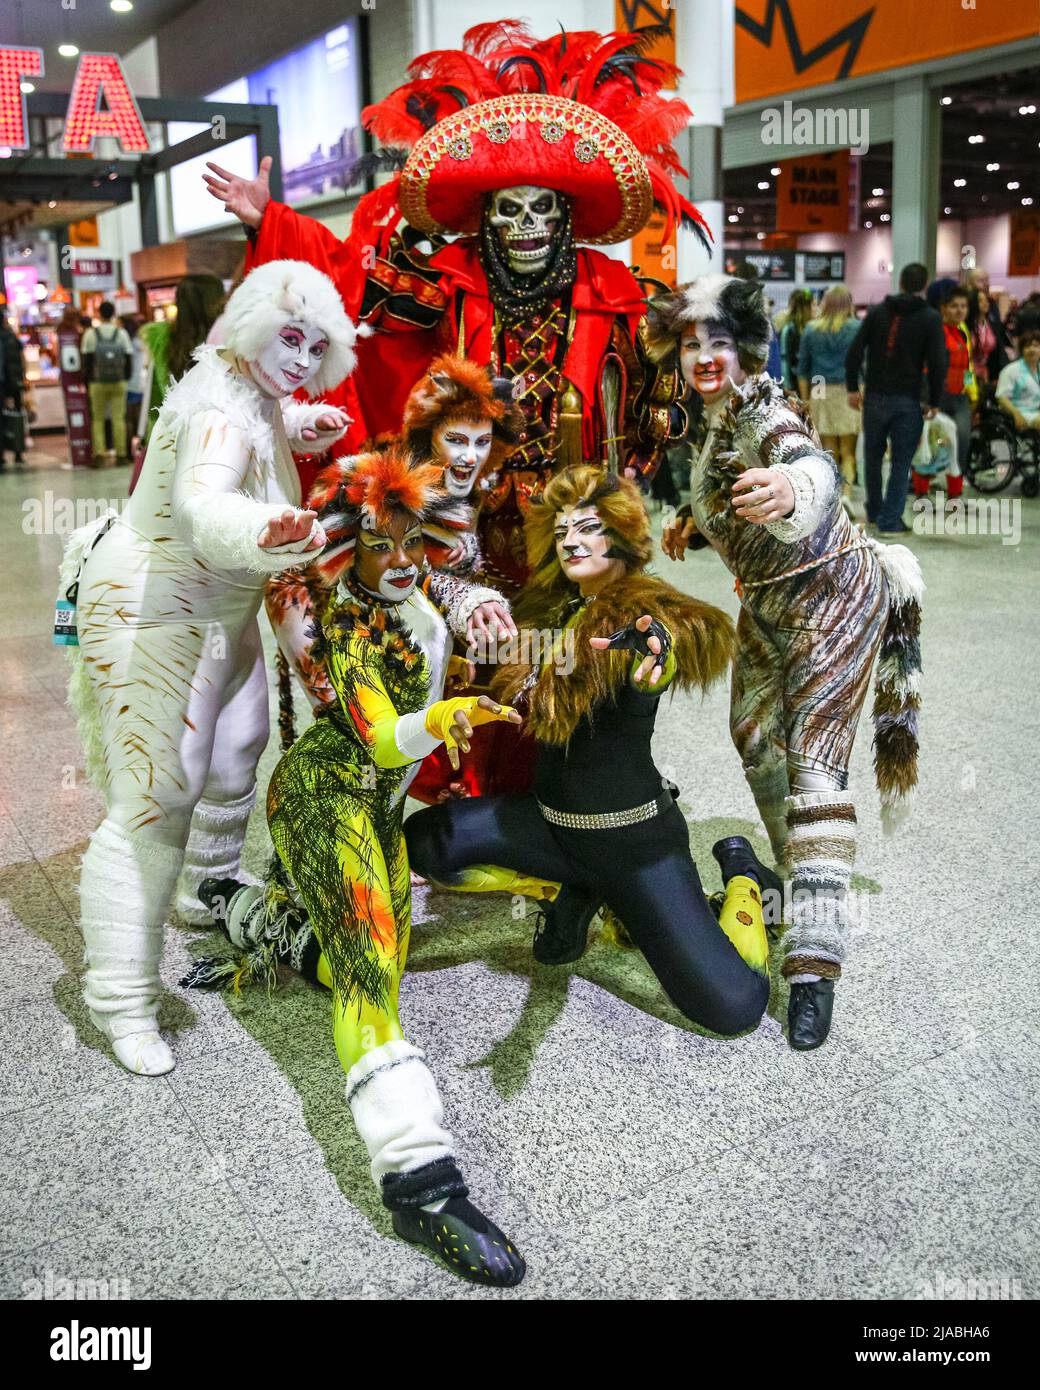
[169,20,363,238]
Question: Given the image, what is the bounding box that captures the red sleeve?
[246,201,365,319]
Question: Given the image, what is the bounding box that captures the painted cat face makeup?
[249,320,330,398]
[553,504,615,586]
[680,320,744,405]
[353,513,425,603]
[432,418,494,498]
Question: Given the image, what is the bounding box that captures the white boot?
[175,789,258,924]
[346,1039,455,1188]
[81,819,184,1076]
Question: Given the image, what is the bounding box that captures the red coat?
[246,199,646,487]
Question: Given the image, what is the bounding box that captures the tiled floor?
[1,438,1036,1300]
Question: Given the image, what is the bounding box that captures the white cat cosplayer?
[61,259,363,1075]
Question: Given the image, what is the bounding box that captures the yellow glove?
[424,695,519,765]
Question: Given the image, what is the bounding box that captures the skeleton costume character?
[650,274,924,1050]
[406,467,780,1038]
[187,449,525,1287]
[60,260,360,1075]
[207,21,709,591]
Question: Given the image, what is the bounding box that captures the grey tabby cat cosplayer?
[649,273,923,1051]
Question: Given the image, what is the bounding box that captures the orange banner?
[736,0,1035,103]
[68,218,100,247]
[630,208,678,288]
[775,150,849,233]
[613,1,676,69]
[1008,211,1040,278]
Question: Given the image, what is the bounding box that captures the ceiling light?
[756,232,765,241]
[757,181,770,190]
[48,199,57,208]
[736,206,744,214]
[58,44,79,58]
[1023,197,1035,206]
[770,166,781,176]
[940,96,952,106]
[879,213,891,222]
[944,207,952,215]
[20,81,35,93]
[871,187,885,196]
[864,220,873,229]
[953,178,967,187]
[1008,181,1020,190]
[986,162,1000,172]
[1019,105,1036,115]
[727,214,738,223]
[110,0,134,11]
[968,134,985,144]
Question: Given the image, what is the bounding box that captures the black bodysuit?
[405,679,769,1038]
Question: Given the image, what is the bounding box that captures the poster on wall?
[1008,210,1040,277]
[169,19,363,238]
[775,151,850,234]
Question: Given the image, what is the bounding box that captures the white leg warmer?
[81,818,184,1075]
[780,791,857,980]
[175,788,258,923]
[346,1040,455,1190]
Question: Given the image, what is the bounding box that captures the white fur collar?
[158,346,277,468]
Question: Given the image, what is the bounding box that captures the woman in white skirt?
[797,285,862,506]
[62,260,360,1075]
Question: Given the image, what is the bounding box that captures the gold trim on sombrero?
[399,93,653,244]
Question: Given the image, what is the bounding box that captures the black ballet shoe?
[712,835,784,926]
[532,884,601,966]
[391,1197,526,1287]
[787,979,836,1050]
[197,876,248,935]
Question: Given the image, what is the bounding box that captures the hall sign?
[0,47,150,154]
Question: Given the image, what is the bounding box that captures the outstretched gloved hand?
[589,614,672,687]
[424,695,521,771]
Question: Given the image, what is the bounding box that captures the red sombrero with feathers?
[355,20,710,249]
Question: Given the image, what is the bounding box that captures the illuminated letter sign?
[0,46,44,150]
[63,52,150,154]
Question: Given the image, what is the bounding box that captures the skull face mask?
[489,186,564,276]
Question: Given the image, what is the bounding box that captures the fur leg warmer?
[780,791,857,980]
[175,788,258,924]
[346,1040,455,1190]
[81,819,184,1074]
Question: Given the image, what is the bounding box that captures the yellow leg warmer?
[718,874,769,974]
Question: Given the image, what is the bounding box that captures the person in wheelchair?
[995,327,1040,437]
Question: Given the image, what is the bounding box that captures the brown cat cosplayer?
[405,466,782,1038]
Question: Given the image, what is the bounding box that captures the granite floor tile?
[0,1181,291,1301]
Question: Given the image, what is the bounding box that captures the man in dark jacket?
[0,317,27,470]
[846,262,946,534]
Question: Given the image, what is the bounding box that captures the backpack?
[94,325,128,383]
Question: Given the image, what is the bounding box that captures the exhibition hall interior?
[0,0,1036,1316]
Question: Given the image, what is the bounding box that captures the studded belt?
[537,792,670,831]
